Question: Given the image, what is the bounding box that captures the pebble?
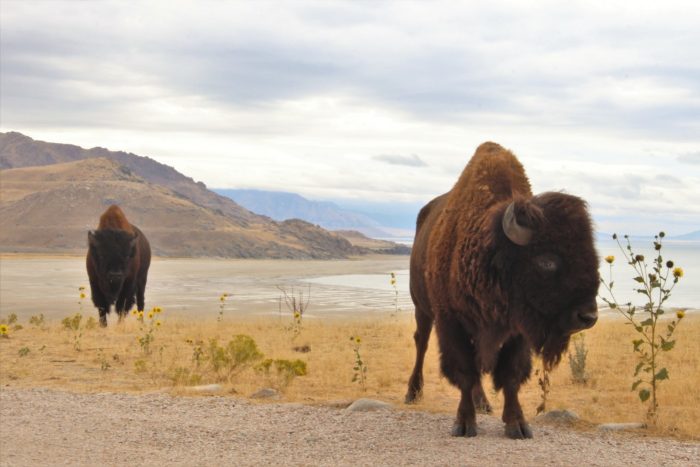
[251,388,281,400]
[597,422,646,431]
[345,398,392,412]
[184,384,223,394]
[536,409,580,424]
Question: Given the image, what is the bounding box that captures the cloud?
[373,154,427,167]
[677,152,700,165]
[1,1,699,235]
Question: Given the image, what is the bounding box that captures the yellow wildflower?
[604,255,614,264]
[294,311,301,319]
[138,311,144,319]
[676,310,685,319]
[148,312,154,319]
[390,278,397,286]
[131,310,137,316]
[355,336,361,344]
[155,307,162,313]
[0,324,9,337]
[155,321,161,327]
[673,267,684,278]
[79,293,86,299]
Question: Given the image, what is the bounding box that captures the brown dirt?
[1,387,698,466]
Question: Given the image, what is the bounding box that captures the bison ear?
[88,230,99,248]
[502,200,544,246]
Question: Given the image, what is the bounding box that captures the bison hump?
[98,205,134,233]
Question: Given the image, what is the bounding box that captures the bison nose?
[576,310,598,329]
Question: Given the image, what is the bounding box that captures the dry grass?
[1,312,698,440]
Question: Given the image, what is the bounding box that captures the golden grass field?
[1,310,698,440]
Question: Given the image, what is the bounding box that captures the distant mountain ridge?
[215,189,391,237]
[0,132,391,258]
[674,230,700,241]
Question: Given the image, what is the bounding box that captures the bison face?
[88,230,138,303]
[499,193,599,361]
[524,251,599,334]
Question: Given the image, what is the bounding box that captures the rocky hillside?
[0,132,374,258]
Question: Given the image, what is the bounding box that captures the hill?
[0,132,371,258]
[673,230,700,241]
[215,189,391,237]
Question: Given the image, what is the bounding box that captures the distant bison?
[86,205,151,327]
[404,142,599,439]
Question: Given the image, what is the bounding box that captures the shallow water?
[305,240,700,310]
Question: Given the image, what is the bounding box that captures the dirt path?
[1,388,698,466]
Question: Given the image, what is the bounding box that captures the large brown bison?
[404,142,599,439]
[86,205,151,327]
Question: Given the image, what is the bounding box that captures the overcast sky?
[1,0,699,235]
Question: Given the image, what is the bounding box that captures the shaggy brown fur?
[405,142,599,440]
[86,205,151,327]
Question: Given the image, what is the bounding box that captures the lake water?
[306,239,700,310]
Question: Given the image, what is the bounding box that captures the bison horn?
[502,202,534,246]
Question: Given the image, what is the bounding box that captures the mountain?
[215,189,391,237]
[0,132,369,258]
[673,230,700,241]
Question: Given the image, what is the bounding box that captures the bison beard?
[405,142,599,439]
[86,205,151,327]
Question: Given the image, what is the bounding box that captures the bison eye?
[534,254,560,273]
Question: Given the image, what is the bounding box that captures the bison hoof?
[451,422,477,437]
[505,421,533,440]
[404,390,422,404]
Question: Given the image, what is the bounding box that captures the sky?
[1,0,699,236]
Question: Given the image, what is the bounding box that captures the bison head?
[496,192,599,367]
[88,229,138,303]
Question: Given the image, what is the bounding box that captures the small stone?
[597,422,645,432]
[251,388,281,400]
[536,409,580,424]
[185,384,223,394]
[345,398,392,413]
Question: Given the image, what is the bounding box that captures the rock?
[345,398,392,413]
[536,410,580,424]
[185,384,223,394]
[320,400,354,409]
[597,422,646,432]
[251,388,281,400]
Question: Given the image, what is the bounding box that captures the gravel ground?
[1,388,698,466]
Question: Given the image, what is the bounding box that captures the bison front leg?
[493,335,533,439]
[405,306,433,404]
[89,277,110,327]
[116,283,136,322]
[436,314,480,437]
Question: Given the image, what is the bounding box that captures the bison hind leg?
[472,383,493,414]
[405,307,433,404]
